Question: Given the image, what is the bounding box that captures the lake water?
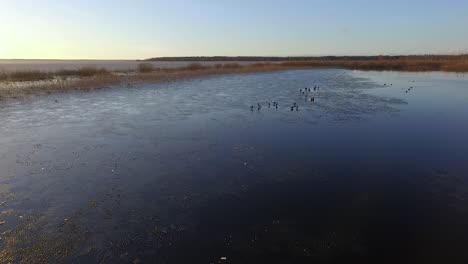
[0,69,468,263]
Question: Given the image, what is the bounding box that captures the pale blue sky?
[1,0,468,59]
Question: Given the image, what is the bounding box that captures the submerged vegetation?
[1,56,467,98]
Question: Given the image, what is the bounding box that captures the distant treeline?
[145,55,468,62]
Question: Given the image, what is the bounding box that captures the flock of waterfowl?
[404,80,416,93]
[250,85,321,111]
[383,80,417,94]
[249,80,416,112]
[381,80,416,94]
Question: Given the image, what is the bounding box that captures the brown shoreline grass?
[0,67,110,82]
[1,57,467,98]
[279,58,468,72]
[0,63,285,98]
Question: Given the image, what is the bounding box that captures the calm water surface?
[0,69,468,263]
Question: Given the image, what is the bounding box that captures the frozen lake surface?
[1,69,468,263]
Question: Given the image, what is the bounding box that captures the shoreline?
[0,64,292,99]
[1,60,468,99]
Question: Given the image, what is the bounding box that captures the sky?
[1,0,468,60]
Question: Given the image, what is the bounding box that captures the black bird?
[250,105,254,111]
[268,102,271,108]
[290,106,294,111]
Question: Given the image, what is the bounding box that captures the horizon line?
[2,53,468,61]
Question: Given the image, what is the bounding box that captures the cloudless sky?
[1,0,468,59]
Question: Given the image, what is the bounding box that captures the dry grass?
[1,56,467,99]
[182,63,207,71]
[56,67,109,77]
[0,64,285,98]
[137,63,155,73]
[440,61,468,72]
[0,70,50,82]
[222,63,242,68]
[0,67,109,82]
[280,57,468,72]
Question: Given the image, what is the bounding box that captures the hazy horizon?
[2,53,468,62]
[1,0,468,60]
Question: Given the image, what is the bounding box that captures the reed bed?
[0,63,285,98]
[0,67,109,82]
[137,63,154,73]
[280,58,468,72]
[1,57,467,98]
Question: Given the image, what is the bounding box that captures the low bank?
[1,59,467,99]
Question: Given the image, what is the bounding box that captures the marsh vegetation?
[1,56,467,98]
